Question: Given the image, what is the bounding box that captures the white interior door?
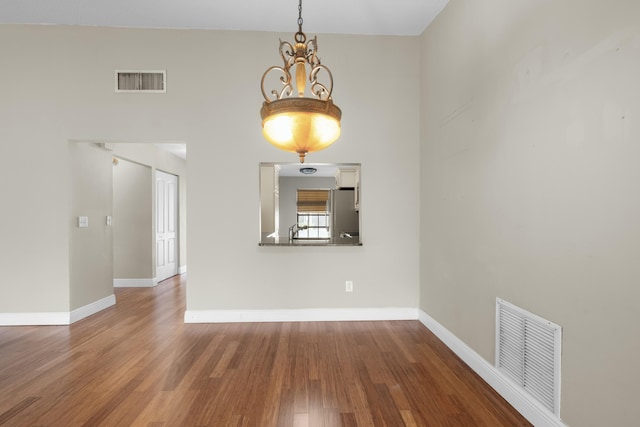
[156,170,178,282]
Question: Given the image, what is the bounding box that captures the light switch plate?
[78,216,89,228]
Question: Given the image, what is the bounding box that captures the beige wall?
[420,1,640,425]
[68,143,113,310]
[188,31,420,310]
[259,164,277,236]
[0,25,420,314]
[113,157,153,279]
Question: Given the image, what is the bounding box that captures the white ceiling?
[0,0,449,36]
[154,143,187,160]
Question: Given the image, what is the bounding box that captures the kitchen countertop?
[259,235,362,246]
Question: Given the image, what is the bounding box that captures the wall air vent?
[115,70,166,93]
[496,298,562,416]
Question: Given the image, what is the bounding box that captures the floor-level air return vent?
[116,70,166,93]
[496,298,562,416]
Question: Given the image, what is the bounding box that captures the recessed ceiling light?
[299,167,318,175]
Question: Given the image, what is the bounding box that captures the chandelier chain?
[297,0,303,33]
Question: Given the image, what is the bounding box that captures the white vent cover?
[496,298,562,416]
[115,70,166,92]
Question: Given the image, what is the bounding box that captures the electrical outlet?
[78,216,89,228]
[345,280,353,292]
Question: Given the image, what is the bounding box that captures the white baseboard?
[179,265,187,275]
[0,294,116,326]
[418,310,567,427]
[185,307,418,323]
[0,312,70,326]
[70,294,116,323]
[114,278,157,287]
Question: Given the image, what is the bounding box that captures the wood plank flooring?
[0,276,531,426]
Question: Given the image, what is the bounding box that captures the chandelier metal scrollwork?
[261,35,334,102]
[260,0,342,163]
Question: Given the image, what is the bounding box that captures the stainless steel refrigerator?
[331,189,360,243]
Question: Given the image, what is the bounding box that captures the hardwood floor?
[0,276,531,426]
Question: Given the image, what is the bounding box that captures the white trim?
[179,265,187,275]
[0,294,117,326]
[185,307,418,324]
[0,312,70,326]
[418,310,567,427]
[113,278,158,287]
[70,294,116,324]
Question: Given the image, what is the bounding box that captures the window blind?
[297,189,329,213]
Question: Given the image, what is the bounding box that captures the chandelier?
[260,0,342,163]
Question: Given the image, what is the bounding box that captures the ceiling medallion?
[260,0,342,163]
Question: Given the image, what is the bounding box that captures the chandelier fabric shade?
[260,0,342,163]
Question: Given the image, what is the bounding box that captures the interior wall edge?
[69,294,116,323]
